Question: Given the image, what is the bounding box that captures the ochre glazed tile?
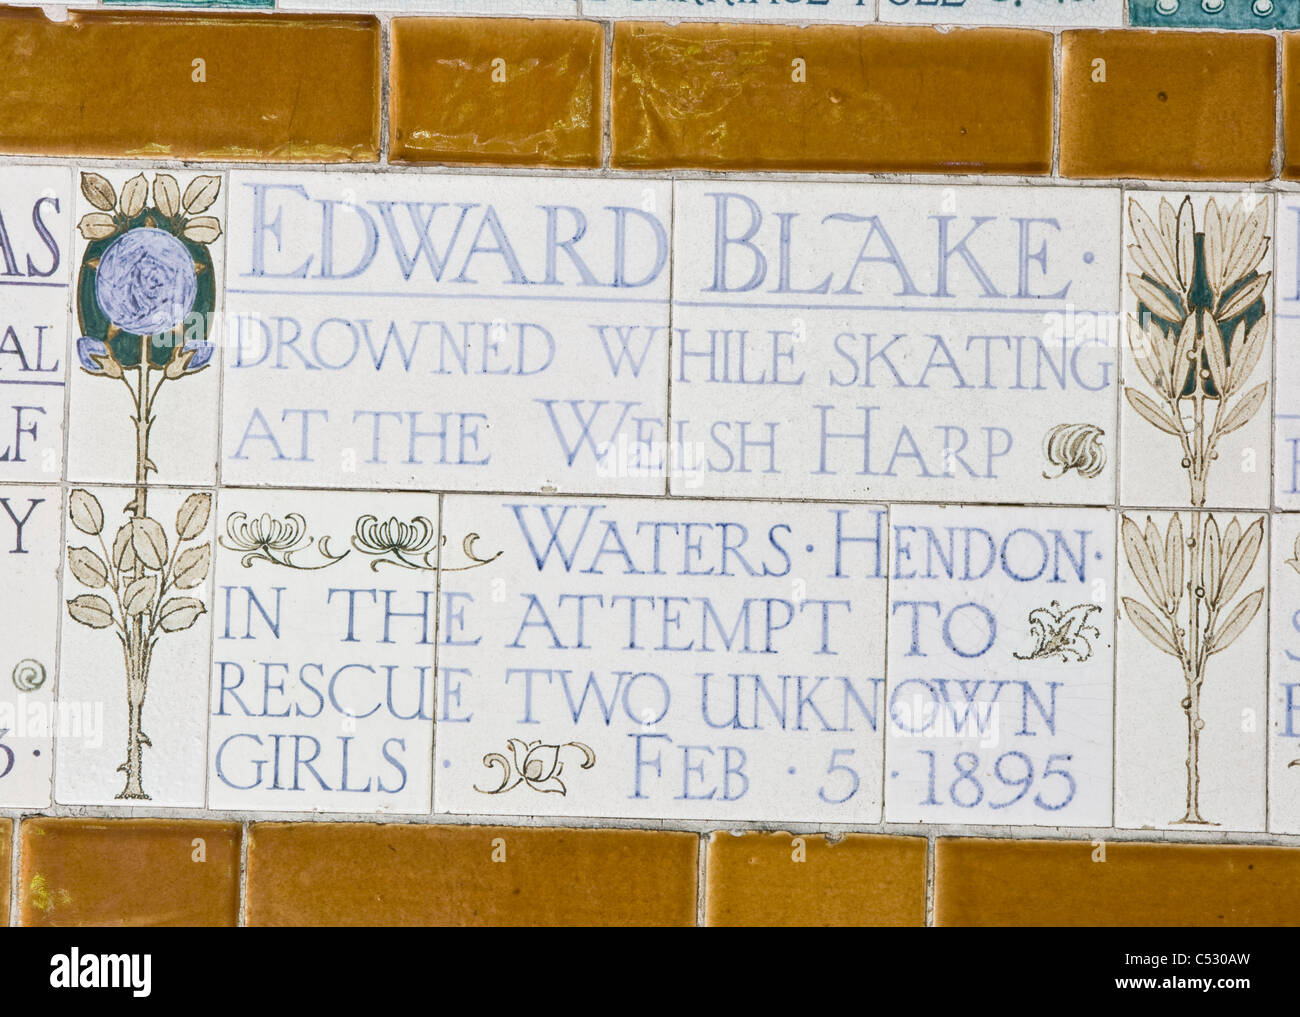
[19,818,240,927]
[0,9,379,161]
[1283,36,1300,179]
[706,833,926,927]
[936,838,1300,926]
[1060,30,1275,180]
[0,820,11,926]
[246,823,698,926]
[611,22,1052,173]
[390,17,603,166]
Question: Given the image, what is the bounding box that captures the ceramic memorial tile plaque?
[668,181,1119,504]
[1276,195,1300,510]
[883,504,1115,826]
[880,0,1122,27]
[222,171,671,495]
[0,486,60,807]
[1269,514,1300,834]
[65,168,226,490]
[55,485,216,807]
[433,494,888,823]
[1114,509,1267,831]
[0,166,72,486]
[1120,190,1272,511]
[207,489,437,813]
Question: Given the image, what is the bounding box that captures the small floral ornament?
[476,739,597,796]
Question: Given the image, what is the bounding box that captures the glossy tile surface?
[55,486,215,807]
[66,168,225,489]
[1130,0,1296,28]
[19,818,240,927]
[390,17,602,166]
[246,822,698,925]
[1060,30,1276,181]
[1119,191,1273,510]
[1114,510,1267,831]
[221,170,670,494]
[885,505,1115,826]
[1269,514,1300,833]
[612,23,1053,173]
[0,486,59,807]
[0,10,379,162]
[434,495,888,822]
[705,831,926,926]
[208,488,437,813]
[1275,194,1300,507]
[0,166,72,484]
[936,838,1300,925]
[593,0,874,21]
[669,181,1119,503]
[882,0,1122,25]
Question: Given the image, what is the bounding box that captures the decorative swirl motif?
[219,511,348,570]
[1042,423,1106,480]
[442,532,504,572]
[11,658,46,692]
[476,739,596,796]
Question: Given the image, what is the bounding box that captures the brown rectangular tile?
[937,838,1300,926]
[1283,35,1300,179]
[0,8,379,161]
[612,22,1052,173]
[1061,29,1275,180]
[706,832,926,927]
[19,818,240,927]
[390,17,603,166]
[247,823,697,926]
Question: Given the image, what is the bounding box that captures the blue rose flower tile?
[55,484,215,807]
[207,488,437,813]
[66,168,225,491]
[0,166,73,486]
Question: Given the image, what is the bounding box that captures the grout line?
[379,14,392,167]
[237,818,249,928]
[695,831,706,927]
[602,18,613,171]
[1051,30,1062,179]
[924,832,936,928]
[8,815,20,927]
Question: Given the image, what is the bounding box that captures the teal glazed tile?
[1129,0,1297,27]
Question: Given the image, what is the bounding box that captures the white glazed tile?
[884,504,1114,826]
[586,0,873,22]
[66,168,225,489]
[222,171,671,495]
[1115,509,1267,831]
[434,495,887,822]
[1120,190,1272,511]
[1269,514,1300,833]
[207,488,436,813]
[669,181,1119,504]
[1275,197,1300,510]
[0,166,73,485]
[55,484,215,807]
[0,486,60,807]
[879,0,1121,27]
